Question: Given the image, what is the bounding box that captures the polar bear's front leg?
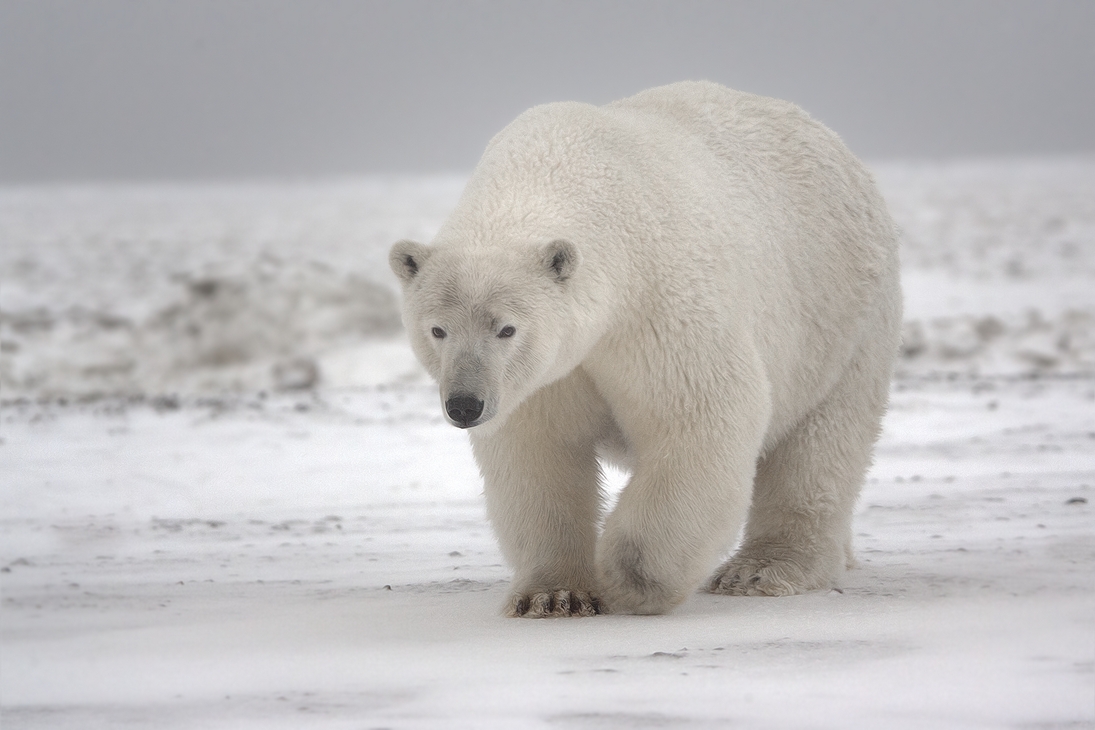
[470,373,608,618]
[595,427,760,615]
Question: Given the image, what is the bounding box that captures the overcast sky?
[1,0,1093,183]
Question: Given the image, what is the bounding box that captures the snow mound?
[1,258,413,397]
[899,309,1094,376]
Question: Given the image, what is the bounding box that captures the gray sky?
[1,0,1093,183]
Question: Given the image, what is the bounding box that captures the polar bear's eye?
[430,327,446,339]
[498,325,516,339]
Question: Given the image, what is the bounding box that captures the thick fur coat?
[390,81,902,616]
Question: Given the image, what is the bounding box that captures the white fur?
[390,81,902,617]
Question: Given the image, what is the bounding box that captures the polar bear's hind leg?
[708,343,892,597]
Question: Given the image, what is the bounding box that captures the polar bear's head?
[389,238,581,429]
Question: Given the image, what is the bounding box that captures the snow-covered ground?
[2,159,1094,728]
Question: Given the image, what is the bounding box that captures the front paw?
[506,589,602,618]
[596,539,687,615]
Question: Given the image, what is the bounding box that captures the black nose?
[445,395,484,428]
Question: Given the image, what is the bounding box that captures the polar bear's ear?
[389,240,432,284]
[542,239,579,283]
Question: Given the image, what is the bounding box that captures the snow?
[2,159,1094,728]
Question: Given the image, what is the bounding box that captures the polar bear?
[390,81,902,617]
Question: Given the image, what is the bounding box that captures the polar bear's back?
[610,81,894,245]
[610,81,852,183]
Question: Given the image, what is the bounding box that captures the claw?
[507,589,603,618]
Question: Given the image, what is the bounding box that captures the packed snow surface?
[2,158,1094,728]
